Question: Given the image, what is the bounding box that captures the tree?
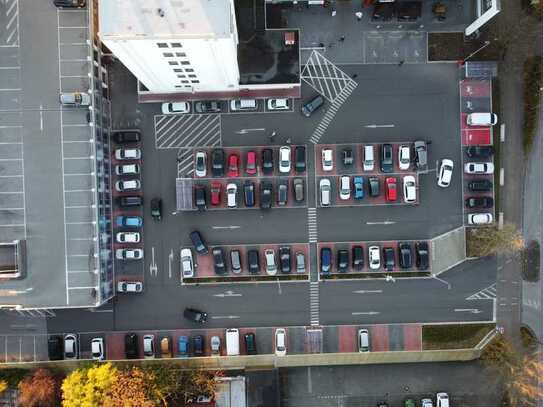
[62,363,118,407]
[18,369,61,407]
[0,380,7,394]
[467,223,524,257]
[105,367,156,407]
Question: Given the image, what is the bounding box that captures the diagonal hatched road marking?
[155,114,221,149]
[466,283,497,300]
[177,149,194,178]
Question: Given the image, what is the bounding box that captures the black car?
[295,146,306,173]
[380,144,393,173]
[119,196,142,207]
[262,149,274,175]
[248,249,260,274]
[260,181,273,209]
[293,178,304,202]
[320,247,332,274]
[125,333,139,359]
[468,179,493,192]
[342,148,354,166]
[352,246,364,271]
[369,177,380,197]
[54,0,86,7]
[189,230,208,254]
[337,250,349,273]
[211,148,225,177]
[151,197,162,220]
[383,247,395,271]
[192,335,204,356]
[372,2,395,20]
[212,247,227,275]
[277,179,288,206]
[113,130,140,144]
[48,335,63,360]
[415,241,429,270]
[465,196,494,208]
[466,146,494,158]
[244,333,257,355]
[398,243,413,269]
[194,100,221,113]
[183,308,208,323]
[397,1,422,21]
[279,246,291,274]
[243,181,255,207]
[301,95,324,117]
[194,185,207,211]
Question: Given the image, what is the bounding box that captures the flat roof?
[99,0,233,39]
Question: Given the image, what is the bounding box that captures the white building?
[99,0,240,94]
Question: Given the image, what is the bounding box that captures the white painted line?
[0,223,25,227]
[210,315,240,320]
[0,66,20,70]
[454,308,482,313]
[67,286,96,290]
[352,289,383,294]
[62,124,89,127]
[499,168,504,185]
[351,311,380,315]
[498,212,504,230]
[500,123,505,142]
[58,26,88,29]
[0,88,21,91]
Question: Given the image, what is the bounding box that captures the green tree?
[467,223,524,257]
[62,363,118,407]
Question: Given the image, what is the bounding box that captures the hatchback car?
[398,145,411,170]
[115,215,142,228]
[243,181,255,207]
[279,146,291,173]
[415,241,429,270]
[115,148,141,160]
[338,176,350,200]
[279,246,291,274]
[115,179,140,192]
[151,197,162,221]
[293,178,304,202]
[115,164,140,176]
[162,102,190,114]
[210,336,221,355]
[64,334,78,359]
[230,250,242,274]
[117,281,143,293]
[301,94,324,117]
[277,179,288,206]
[116,231,140,243]
[436,393,449,407]
[358,329,370,352]
[180,248,194,278]
[192,335,204,356]
[116,248,143,260]
[260,181,273,209]
[210,182,221,206]
[466,146,494,158]
[468,213,493,225]
[226,183,237,208]
[385,177,397,202]
[264,249,277,276]
[398,243,413,269]
[183,308,208,323]
[195,151,207,177]
[369,177,380,197]
[275,328,287,356]
[244,333,258,355]
[403,175,416,203]
[369,246,381,270]
[245,151,257,175]
[227,154,240,177]
[296,252,306,273]
[268,98,290,110]
[352,246,364,271]
[114,130,141,144]
[413,140,428,170]
[248,249,260,274]
[437,159,454,187]
[91,338,104,360]
[178,336,189,357]
[261,149,274,175]
[337,250,349,273]
[468,179,493,192]
[124,333,138,359]
[383,247,395,271]
[194,185,207,211]
[321,148,333,171]
[143,335,155,358]
[320,178,331,206]
[464,162,494,174]
[190,230,208,254]
[194,100,221,113]
[212,248,227,275]
[320,247,332,274]
[465,196,494,208]
[353,176,364,199]
[295,146,306,173]
[211,148,225,177]
[380,144,393,173]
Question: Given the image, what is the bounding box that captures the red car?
[227,154,240,177]
[245,151,257,175]
[385,177,397,202]
[210,182,221,206]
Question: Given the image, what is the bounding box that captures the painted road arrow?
[352,290,383,294]
[211,315,241,319]
[454,308,482,314]
[351,311,380,315]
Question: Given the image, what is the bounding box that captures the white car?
[436,392,449,407]
[226,183,237,208]
[115,248,143,260]
[91,338,105,361]
[115,148,141,161]
[464,162,494,174]
[421,399,433,407]
[64,334,77,359]
[322,148,333,171]
[403,175,416,203]
[265,249,277,276]
[115,164,140,176]
[116,232,140,244]
[398,145,411,170]
[279,146,291,174]
[115,179,140,192]
[468,213,493,225]
[319,178,331,206]
[194,151,207,177]
[339,176,351,200]
[267,98,290,110]
[117,281,143,293]
[369,246,380,270]
[143,335,155,358]
[180,248,194,279]
[275,328,287,356]
[437,159,454,188]
[161,102,190,114]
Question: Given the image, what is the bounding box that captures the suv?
[262,149,274,175]
[183,308,208,323]
[337,250,349,273]
[369,177,380,197]
[195,100,221,113]
[415,241,429,270]
[352,246,364,271]
[125,333,139,359]
[248,249,260,274]
[117,281,143,293]
[279,246,291,273]
[119,196,142,207]
[466,145,493,158]
[468,179,493,192]
[342,148,354,166]
[244,333,257,355]
[211,148,225,177]
[194,185,207,211]
[190,230,208,254]
[380,144,393,173]
[398,243,413,269]
[48,336,63,360]
[383,247,395,271]
[413,140,428,170]
[295,146,306,173]
[320,247,332,274]
[277,179,288,206]
[212,248,227,275]
[264,249,277,275]
[230,250,242,274]
[260,181,273,209]
[114,130,141,144]
[151,198,162,221]
[301,95,324,117]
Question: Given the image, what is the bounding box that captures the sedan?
[211,148,225,177]
[385,177,397,202]
[116,232,140,243]
[212,248,227,275]
[320,247,332,274]
[180,248,194,279]
[279,246,291,274]
[115,179,140,192]
[243,181,255,207]
[398,145,411,170]
[466,146,493,158]
[116,248,143,260]
[322,148,333,171]
[353,176,364,199]
[368,246,380,270]
[117,281,143,293]
[194,100,221,113]
[468,213,493,225]
[210,182,221,206]
[320,178,331,206]
[64,334,78,359]
[227,154,240,177]
[279,146,291,174]
[337,250,349,273]
[293,178,304,202]
[380,144,393,173]
[464,162,494,174]
[437,159,454,188]
[264,249,277,276]
[260,181,272,209]
[161,101,190,114]
[226,183,237,208]
[195,151,207,177]
[115,148,141,160]
[245,151,257,175]
[465,196,494,208]
[339,176,351,200]
[267,98,290,110]
[403,175,416,203]
[262,149,274,175]
[91,338,104,361]
[383,247,395,271]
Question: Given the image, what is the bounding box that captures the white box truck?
[226,328,240,356]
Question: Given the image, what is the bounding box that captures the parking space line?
[67,286,96,290]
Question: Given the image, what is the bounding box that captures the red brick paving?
[460,80,491,98]
[403,324,422,351]
[370,325,389,352]
[338,325,357,352]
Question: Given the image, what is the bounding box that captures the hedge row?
[523,56,542,152]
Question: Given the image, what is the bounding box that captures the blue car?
[353,176,364,199]
[177,336,189,357]
[320,247,332,275]
[116,216,142,228]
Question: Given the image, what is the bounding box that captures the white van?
[466,112,498,126]
[230,99,257,111]
[363,145,375,171]
[225,328,240,356]
[436,392,449,407]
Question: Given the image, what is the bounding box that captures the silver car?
[296,252,306,273]
[264,249,277,276]
[180,248,194,279]
[59,92,91,106]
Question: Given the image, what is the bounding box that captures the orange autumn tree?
[18,368,61,407]
[105,366,156,407]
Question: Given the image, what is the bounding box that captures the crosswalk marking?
[466,283,497,300]
[308,207,318,243]
[310,281,320,326]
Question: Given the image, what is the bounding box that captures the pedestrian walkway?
[307,208,318,243]
[363,31,426,64]
[431,227,466,274]
[310,282,320,326]
[155,114,221,149]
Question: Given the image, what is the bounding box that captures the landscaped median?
[422,323,496,350]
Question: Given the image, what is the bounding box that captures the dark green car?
[404,399,416,407]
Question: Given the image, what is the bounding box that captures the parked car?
[160,336,172,358]
[245,151,257,175]
[115,148,141,160]
[268,98,290,110]
[277,179,288,206]
[116,248,143,260]
[404,399,416,407]
[339,176,351,200]
[320,247,332,274]
[54,0,86,8]
[192,335,204,356]
[189,230,208,254]
[358,329,370,352]
[403,175,417,203]
[227,154,240,177]
[244,333,258,355]
[385,177,397,202]
[264,249,277,276]
[113,130,141,144]
[125,333,139,359]
[260,181,273,209]
[212,247,227,275]
[210,182,221,206]
[398,243,413,269]
[383,247,395,271]
[321,148,333,171]
[180,248,194,279]
[415,241,429,270]
[91,338,104,360]
[320,178,331,206]
[413,140,428,170]
[466,112,498,126]
[368,246,380,270]
[465,196,494,208]
[468,179,493,192]
[116,231,140,243]
[466,145,494,158]
[230,250,242,274]
[162,102,190,114]
[226,183,237,208]
[178,336,189,357]
[183,308,208,323]
[262,148,274,175]
[143,335,155,358]
[296,252,306,273]
[230,99,258,111]
[119,196,142,207]
[353,176,364,199]
[372,1,395,20]
[64,334,78,359]
[194,100,221,113]
[195,151,207,177]
[337,250,349,273]
[115,164,140,176]
[301,94,324,117]
[194,185,207,211]
[397,0,422,21]
[48,336,63,360]
[352,246,364,271]
[248,249,260,274]
[380,144,393,173]
[295,146,306,173]
[117,281,143,293]
[342,148,354,166]
[279,246,291,274]
[115,179,140,192]
[468,213,493,225]
[398,145,411,170]
[243,181,255,207]
[59,91,90,106]
[275,328,287,355]
[421,398,433,407]
[279,146,291,174]
[437,159,454,187]
[210,336,221,355]
[211,148,225,177]
[151,197,162,221]
[464,162,494,174]
[363,145,375,171]
[369,177,380,197]
[293,178,305,202]
[436,392,449,407]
